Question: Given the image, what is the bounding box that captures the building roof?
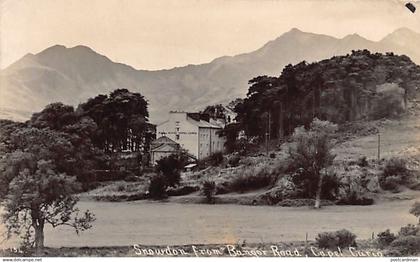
[151,136,178,145]
[184,163,197,169]
[151,143,179,152]
[186,117,223,129]
[151,136,180,150]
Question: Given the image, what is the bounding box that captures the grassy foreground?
[1,240,387,257]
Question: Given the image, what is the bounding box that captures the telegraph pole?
[266,110,270,156]
[377,131,381,161]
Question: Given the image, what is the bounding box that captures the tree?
[220,123,242,153]
[235,51,420,141]
[0,119,26,155]
[28,103,109,186]
[202,104,227,120]
[79,89,151,153]
[289,118,337,208]
[30,103,77,130]
[202,180,216,204]
[155,151,189,187]
[0,128,95,252]
[410,202,420,224]
[148,175,167,200]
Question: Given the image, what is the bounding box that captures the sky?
[1,0,420,70]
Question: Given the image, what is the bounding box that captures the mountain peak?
[36,44,99,57]
[343,33,363,39]
[391,27,418,35]
[289,27,303,33]
[341,33,371,44]
[382,27,420,41]
[69,45,97,53]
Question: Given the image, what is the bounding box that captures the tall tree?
[235,50,419,142]
[0,128,95,252]
[79,89,152,153]
[288,119,337,208]
[28,103,107,185]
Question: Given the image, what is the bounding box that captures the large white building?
[156,111,226,160]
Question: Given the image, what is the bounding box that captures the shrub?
[167,186,199,196]
[321,174,340,200]
[117,184,126,192]
[357,156,369,167]
[209,152,225,166]
[371,84,405,119]
[269,152,276,159]
[148,175,167,199]
[376,229,396,248]
[399,224,419,237]
[228,166,275,193]
[228,154,241,167]
[124,175,139,182]
[316,229,357,249]
[379,158,410,191]
[379,176,402,192]
[156,152,189,187]
[335,229,357,248]
[410,202,420,224]
[276,198,335,207]
[202,180,216,204]
[197,152,225,169]
[336,182,374,205]
[316,232,337,249]
[389,235,420,256]
[336,196,374,205]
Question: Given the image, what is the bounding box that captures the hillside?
[236,50,420,141]
[1,28,420,123]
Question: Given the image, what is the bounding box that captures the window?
[176,127,180,132]
[176,134,180,140]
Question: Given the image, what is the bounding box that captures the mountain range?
[1,27,420,124]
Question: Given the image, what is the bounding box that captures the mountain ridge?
[1,27,420,123]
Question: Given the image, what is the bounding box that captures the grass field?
[1,115,420,252]
[333,116,420,163]
[1,196,418,249]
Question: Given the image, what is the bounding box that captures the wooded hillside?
[235,50,420,140]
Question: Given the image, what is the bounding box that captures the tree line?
[230,50,420,147]
[0,89,152,251]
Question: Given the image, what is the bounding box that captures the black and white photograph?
[1,0,420,260]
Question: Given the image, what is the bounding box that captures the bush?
[124,175,140,182]
[156,152,189,187]
[197,152,225,169]
[410,202,420,224]
[269,152,276,159]
[399,224,419,237]
[357,156,369,167]
[202,180,216,204]
[336,196,374,206]
[389,235,420,256]
[276,198,335,207]
[379,158,410,191]
[376,229,397,248]
[167,186,199,196]
[228,154,241,167]
[117,184,126,191]
[148,175,167,199]
[209,152,225,166]
[370,84,405,119]
[316,229,357,249]
[336,182,374,205]
[228,166,275,193]
[321,174,340,200]
[379,176,402,192]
